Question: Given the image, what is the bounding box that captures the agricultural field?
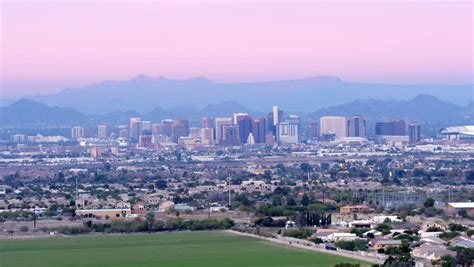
[1,231,370,267]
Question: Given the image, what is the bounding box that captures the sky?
[1,1,473,98]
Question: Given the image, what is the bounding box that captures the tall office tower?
[222,125,240,146]
[276,122,299,144]
[375,119,406,136]
[265,134,276,145]
[151,123,163,136]
[215,117,233,144]
[272,106,282,126]
[118,126,129,139]
[11,134,27,143]
[171,119,189,143]
[409,123,421,143]
[267,112,275,134]
[320,116,347,139]
[129,118,141,141]
[98,125,108,139]
[235,113,251,143]
[233,113,248,124]
[161,119,175,137]
[141,121,152,135]
[200,127,214,145]
[347,115,366,137]
[201,117,214,129]
[189,127,201,138]
[71,126,84,139]
[306,120,318,140]
[251,117,267,143]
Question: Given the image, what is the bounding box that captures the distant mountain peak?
[303,76,342,84]
[10,98,47,108]
[184,76,212,82]
[131,74,164,82]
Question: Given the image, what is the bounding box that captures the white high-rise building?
[71,126,84,140]
[200,128,214,145]
[129,118,141,140]
[320,116,347,139]
[233,113,248,124]
[215,117,233,144]
[277,122,299,144]
[272,106,280,126]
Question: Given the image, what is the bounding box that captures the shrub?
[335,239,368,251]
[283,228,313,239]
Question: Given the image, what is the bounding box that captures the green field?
[1,231,369,267]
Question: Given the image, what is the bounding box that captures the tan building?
[447,202,474,216]
[320,116,347,139]
[76,208,132,219]
[340,205,370,214]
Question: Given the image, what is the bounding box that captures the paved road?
[225,230,387,265]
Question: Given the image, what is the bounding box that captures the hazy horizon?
[1,1,473,98]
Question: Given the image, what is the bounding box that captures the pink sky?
[1,1,473,97]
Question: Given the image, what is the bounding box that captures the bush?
[19,226,29,232]
[350,227,370,238]
[467,229,474,237]
[334,264,360,267]
[375,223,392,235]
[426,226,442,232]
[335,239,368,251]
[423,207,443,217]
[254,217,285,227]
[439,231,460,240]
[282,228,313,239]
[55,226,91,235]
[448,223,467,232]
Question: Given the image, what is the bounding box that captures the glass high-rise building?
[375,119,406,136]
[347,115,366,137]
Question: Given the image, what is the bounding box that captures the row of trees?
[49,217,235,235]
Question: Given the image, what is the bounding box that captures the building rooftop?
[448,202,474,209]
[440,125,474,136]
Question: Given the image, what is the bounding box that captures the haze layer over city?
[0,1,473,267]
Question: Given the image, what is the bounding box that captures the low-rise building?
[371,239,402,250]
[340,205,370,214]
[76,208,132,219]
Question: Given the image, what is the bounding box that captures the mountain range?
[1,95,472,131]
[3,75,472,114]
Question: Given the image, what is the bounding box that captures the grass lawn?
[1,231,370,267]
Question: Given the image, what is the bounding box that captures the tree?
[376,223,392,235]
[300,163,312,173]
[301,194,311,206]
[146,212,155,232]
[335,239,368,251]
[154,179,168,189]
[424,197,435,208]
[465,170,474,184]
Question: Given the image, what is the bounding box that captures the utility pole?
[382,187,385,209]
[208,201,211,219]
[75,176,79,209]
[228,173,232,209]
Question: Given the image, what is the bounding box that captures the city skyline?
[1,1,473,98]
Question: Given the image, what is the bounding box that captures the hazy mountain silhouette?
[0,99,89,125]
[1,95,471,127]
[19,75,472,114]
